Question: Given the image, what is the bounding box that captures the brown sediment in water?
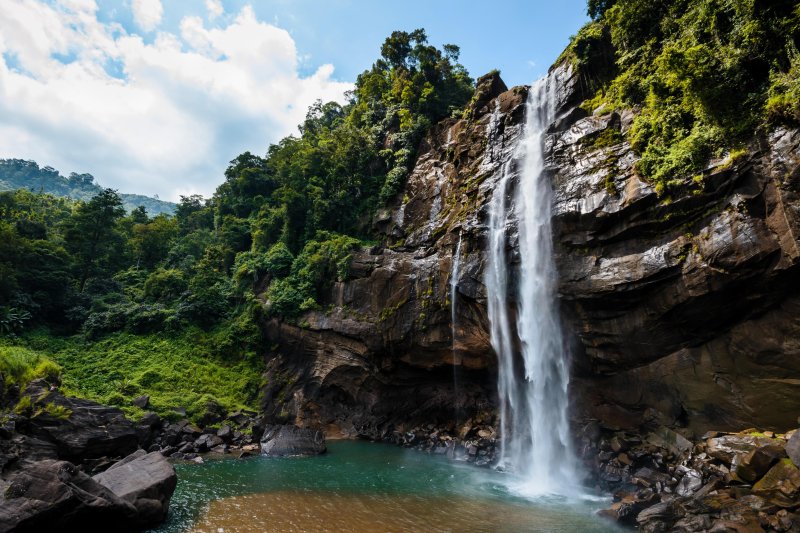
[188,491,586,533]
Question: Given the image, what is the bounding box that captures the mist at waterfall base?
[150,442,618,533]
[485,73,583,499]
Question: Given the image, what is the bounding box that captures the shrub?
[0,346,61,388]
[126,304,173,333]
[83,306,128,339]
[143,269,187,302]
[0,307,31,335]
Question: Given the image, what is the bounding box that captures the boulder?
[676,469,703,497]
[217,424,233,440]
[0,459,137,532]
[752,460,800,507]
[20,382,138,462]
[92,451,177,524]
[707,435,783,465]
[735,444,787,483]
[138,412,161,429]
[132,395,149,409]
[260,425,326,457]
[786,430,800,468]
[646,426,692,457]
[194,433,223,452]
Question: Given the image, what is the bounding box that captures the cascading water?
[486,74,580,497]
[450,233,463,424]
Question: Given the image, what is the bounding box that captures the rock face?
[258,63,800,440]
[260,424,326,457]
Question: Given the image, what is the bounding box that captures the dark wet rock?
[92,451,177,524]
[646,427,693,457]
[752,460,800,507]
[786,431,800,468]
[0,459,137,532]
[636,499,686,532]
[260,425,326,457]
[735,444,787,483]
[217,425,232,440]
[676,468,703,497]
[194,434,224,452]
[707,435,784,465]
[132,395,149,409]
[138,412,161,429]
[19,381,138,462]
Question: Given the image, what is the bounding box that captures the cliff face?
[260,63,800,438]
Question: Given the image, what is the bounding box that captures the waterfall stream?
[450,233,463,424]
[486,74,580,497]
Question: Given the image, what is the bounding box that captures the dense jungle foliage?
[0,30,474,421]
[570,0,800,194]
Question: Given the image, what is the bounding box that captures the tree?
[130,214,178,269]
[62,189,126,291]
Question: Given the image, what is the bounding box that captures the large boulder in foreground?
[92,450,177,524]
[0,459,137,533]
[260,424,326,457]
[0,451,177,532]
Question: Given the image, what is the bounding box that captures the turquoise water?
[150,441,619,532]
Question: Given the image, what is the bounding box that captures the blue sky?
[0,0,588,200]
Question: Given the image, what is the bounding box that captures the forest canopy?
[0,29,474,340]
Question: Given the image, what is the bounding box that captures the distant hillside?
[0,159,176,215]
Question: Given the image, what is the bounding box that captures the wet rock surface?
[584,423,800,532]
[260,424,326,457]
[0,386,182,532]
[92,450,177,524]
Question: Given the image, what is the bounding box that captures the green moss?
[581,127,623,150]
[377,297,408,323]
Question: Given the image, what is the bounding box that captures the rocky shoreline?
[0,380,177,532]
[3,375,798,533]
[585,423,800,532]
[0,376,273,531]
[379,414,800,532]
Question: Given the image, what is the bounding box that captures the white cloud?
[0,1,351,201]
[205,0,224,20]
[131,0,163,32]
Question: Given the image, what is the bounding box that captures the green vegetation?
[0,345,61,390]
[0,29,475,422]
[4,331,262,423]
[0,159,176,215]
[573,0,800,194]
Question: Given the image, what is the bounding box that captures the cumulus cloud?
[205,0,224,20]
[131,0,163,32]
[0,1,351,200]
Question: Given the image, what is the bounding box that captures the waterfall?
[450,233,463,425]
[486,74,579,497]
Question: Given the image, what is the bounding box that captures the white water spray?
[486,74,580,497]
[450,233,463,424]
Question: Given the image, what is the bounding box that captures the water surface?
[151,441,618,532]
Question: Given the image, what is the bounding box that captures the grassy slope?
[1,329,263,423]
